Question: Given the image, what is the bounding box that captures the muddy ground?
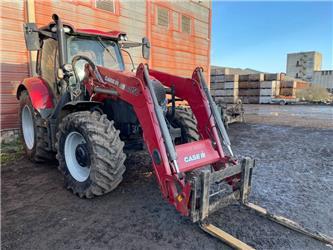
[2,104,333,249]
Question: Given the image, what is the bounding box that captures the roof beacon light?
[51,26,71,33]
[119,34,128,41]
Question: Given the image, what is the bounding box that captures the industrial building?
[0,0,211,131]
[312,70,333,92]
[286,51,322,82]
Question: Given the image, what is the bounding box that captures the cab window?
[67,36,124,70]
[40,38,58,87]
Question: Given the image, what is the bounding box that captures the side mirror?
[23,23,40,51]
[142,37,150,60]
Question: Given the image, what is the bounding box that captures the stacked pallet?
[280,80,309,97]
[259,74,282,103]
[210,72,239,104]
[238,74,263,104]
[210,70,309,104]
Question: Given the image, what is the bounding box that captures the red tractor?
[19,13,246,217]
[18,15,331,247]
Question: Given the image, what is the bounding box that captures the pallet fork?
[194,158,333,249]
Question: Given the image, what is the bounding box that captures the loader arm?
[86,63,246,217]
[149,68,227,161]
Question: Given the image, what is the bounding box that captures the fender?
[61,101,103,113]
[16,77,55,110]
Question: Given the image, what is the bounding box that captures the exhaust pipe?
[52,14,67,68]
[52,14,68,95]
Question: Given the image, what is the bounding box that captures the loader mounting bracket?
[190,157,255,222]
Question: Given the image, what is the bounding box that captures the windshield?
[67,36,124,72]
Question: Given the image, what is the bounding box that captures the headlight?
[64,27,71,33]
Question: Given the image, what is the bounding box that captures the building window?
[95,0,115,13]
[296,60,300,66]
[295,73,299,78]
[173,12,179,31]
[157,7,169,27]
[181,15,191,33]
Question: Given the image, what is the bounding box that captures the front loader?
[18,14,332,249]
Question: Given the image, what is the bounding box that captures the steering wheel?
[71,55,104,85]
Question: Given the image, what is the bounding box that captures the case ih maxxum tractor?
[18,15,332,248]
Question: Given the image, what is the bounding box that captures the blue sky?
[211,1,333,73]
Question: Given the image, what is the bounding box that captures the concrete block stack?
[210,70,239,104]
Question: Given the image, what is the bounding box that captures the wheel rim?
[22,105,35,150]
[64,131,91,182]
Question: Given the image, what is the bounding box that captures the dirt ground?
[2,104,333,250]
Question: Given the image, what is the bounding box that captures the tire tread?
[56,111,126,198]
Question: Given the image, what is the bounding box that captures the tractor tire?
[19,90,55,162]
[56,111,126,198]
[168,107,200,144]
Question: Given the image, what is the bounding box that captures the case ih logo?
[184,152,206,163]
[104,76,122,88]
[104,76,138,96]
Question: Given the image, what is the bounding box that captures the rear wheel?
[56,111,126,198]
[19,90,54,162]
[168,107,200,144]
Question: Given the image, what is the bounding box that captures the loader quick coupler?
[190,157,255,223]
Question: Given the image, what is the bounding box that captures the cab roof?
[39,22,126,40]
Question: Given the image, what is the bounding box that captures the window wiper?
[97,36,117,63]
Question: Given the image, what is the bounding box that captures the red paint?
[76,29,125,39]
[176,139,220,173]
[17,77,54,110]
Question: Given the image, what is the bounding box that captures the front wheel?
[279,100,286,105]
[56,111,126,198]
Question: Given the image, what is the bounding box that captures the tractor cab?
[25,15,148,99]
